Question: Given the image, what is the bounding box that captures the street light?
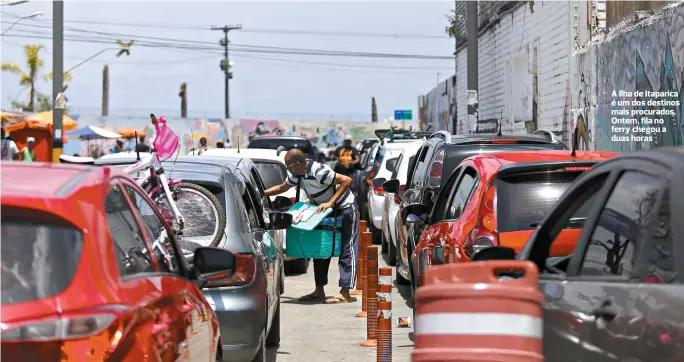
[1,0,29,7]
[1,11,42,35]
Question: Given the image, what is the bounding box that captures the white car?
[198,148,310,274]
[380,143,422,265]
[367,140,424,243]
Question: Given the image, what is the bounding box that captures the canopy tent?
[116,127,145,138]
[27,111,78,131]
[1,121,60,162]
[1,111,26,125]
[68,125,122,140]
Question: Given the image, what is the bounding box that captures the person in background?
[264,148,358,304]
[20,137,36,162]
[1,128,19,161]
[333,135,360,175]
[111,140,125,154]
[216,140,224,148]
[136,135,150,152]
[197,137,208,154]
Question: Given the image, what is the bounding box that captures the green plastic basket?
[285,217,342,259]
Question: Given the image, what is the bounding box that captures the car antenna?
[570,128,578,157]
[190,128,195,155]
[134,131,140,162]
[237,133,240,153]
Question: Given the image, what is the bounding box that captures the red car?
[403,150,620,287]
[0,162,231,361]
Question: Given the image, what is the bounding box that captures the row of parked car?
[354,129,684,360]
[0,143,314,362]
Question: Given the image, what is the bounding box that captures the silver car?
[96,155,286,362]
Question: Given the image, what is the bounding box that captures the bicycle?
[123,114,226,248]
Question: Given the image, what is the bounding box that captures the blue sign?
[394,110,404,120]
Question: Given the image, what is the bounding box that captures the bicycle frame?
[122,153,185,229]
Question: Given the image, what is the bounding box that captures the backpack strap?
[295,177,302,202]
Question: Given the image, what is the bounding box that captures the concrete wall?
[573,2,684,151]
[423,1,574,136]
[606,1,672,28]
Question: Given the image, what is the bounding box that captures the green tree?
[1,44,71,112]
[445,9,457,38]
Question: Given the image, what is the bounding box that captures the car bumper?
[368,193,384,229]
[202,286,266,362]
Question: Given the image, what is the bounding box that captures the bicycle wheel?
[155,182,226,247]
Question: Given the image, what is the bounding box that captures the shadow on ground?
[266,346,285,362]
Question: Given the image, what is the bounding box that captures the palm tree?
[1,44,72,112]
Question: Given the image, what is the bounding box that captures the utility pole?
[52,0,64,162]
[466,0,479,134]
[102,65,109,116]
[211,24,241,119]
[179,82,187,118]
[453,0,458,134]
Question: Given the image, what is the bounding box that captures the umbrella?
[117,127,145,138]
[68,125,122,140]
[27,111,78,131]
[1,111,25,125]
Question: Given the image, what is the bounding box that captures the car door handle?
[592,301,618,322]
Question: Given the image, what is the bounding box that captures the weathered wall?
[423,1,574,135]
[574,3,684,151]
[606,1,672,28]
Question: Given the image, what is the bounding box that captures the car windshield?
[496,171,590,232]
[248,138,315,157]
[1,216,83,306]
[255,162,287,189]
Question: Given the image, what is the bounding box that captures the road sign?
[394,110,413,121]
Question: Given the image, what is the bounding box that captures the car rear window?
[495,171,587,232]
[255,162,287,189]
[1,217,83,305]
[248,138,315,157]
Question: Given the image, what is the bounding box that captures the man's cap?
[26,137,35,143]
[344,134,352,140]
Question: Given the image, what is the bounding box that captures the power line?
[0,13,449,39]
[1,20,455,60]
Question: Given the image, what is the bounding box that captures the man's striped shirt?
[286,160,354,210]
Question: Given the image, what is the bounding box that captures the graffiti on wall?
[594,4,684,151]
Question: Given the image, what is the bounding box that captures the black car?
[390,131,568,284]
[473,147,684,362]
[96,155,287,362]
[248,135,320,161]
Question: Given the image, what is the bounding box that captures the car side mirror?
[272,195,294,211]
[470,246,516,262]
[372,177,387,188]
[276,146,286,156]
[402,203,428,223]
[269,212,293,230]
[382,179,400,193]
[193,246,236,284]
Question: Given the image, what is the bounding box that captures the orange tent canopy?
[117,127,145,138]
[26,111,78,131]
[1,111,26,125]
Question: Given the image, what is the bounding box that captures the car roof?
[0,162,120,198]
[250,135,308,141]
[383,140,424,149]
[198,148,285,163]
[99,151,152,160]
[448,133,560,145]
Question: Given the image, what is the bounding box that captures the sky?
[1,1,456,121]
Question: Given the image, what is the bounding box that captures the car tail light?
[373,184,384,196]
[369,169,376,178]
[204,252,256,287]
[0,305,132,359]
[428,149,444,187]
[464,183,499,257]
[290,197,297,204]
[393,184,406,204]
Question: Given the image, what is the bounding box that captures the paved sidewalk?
[270,255,415,361]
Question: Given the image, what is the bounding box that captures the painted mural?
[64,115,407,156]
[593,4,684,151]
[421,76,456,134]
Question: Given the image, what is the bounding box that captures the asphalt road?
[269,253,414,361]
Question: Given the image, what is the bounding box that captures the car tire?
[371,224,382,245]
[251,333,266,362]
[388,237,397,266]
[380,231,388,253]
[285,258,309,275]
[266,298,281,348]
[395,262,410,285]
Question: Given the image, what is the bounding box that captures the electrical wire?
[1,20,455,60]
[0,12,450,39]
